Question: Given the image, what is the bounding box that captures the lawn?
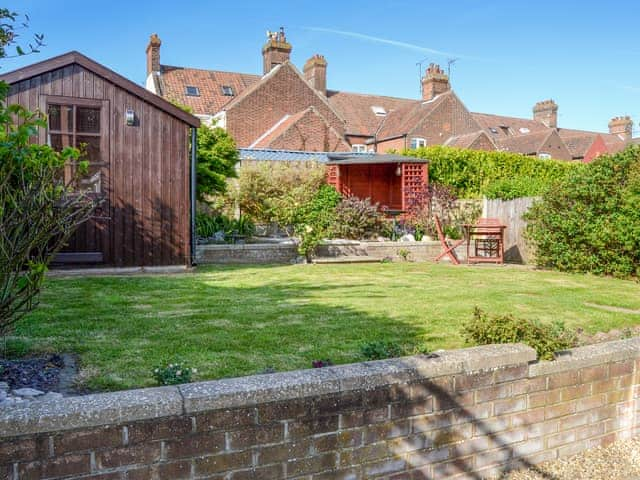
[9,263,640,391]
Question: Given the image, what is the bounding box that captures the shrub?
[152,361,196,386]
[360,340,404,360]
[405,145,580,198]
[525,146,640,277]
[484,177,547,200]
[196,124,239,202]
[332,196,386,239]
[293,185,342,259]
[228,160,327,225]
[462,307,577,360]
[195,213,255,241]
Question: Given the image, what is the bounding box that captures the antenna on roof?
[416,56,429,97]
[447,58,458,79]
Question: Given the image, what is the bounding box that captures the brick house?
[146,29,632,162]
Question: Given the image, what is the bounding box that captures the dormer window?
[499,125,512,136]
[221,85,234,96]
[371,106,387,116]
[489,127,498,134]
[410,137,427,149]
[352,144,367,153]
[185,86,200,96]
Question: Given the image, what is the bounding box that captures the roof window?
[519,127,530,134]
[185,86,200,96]
[221,85,234,96]
[489,127,498,134]
[371,106,387,116]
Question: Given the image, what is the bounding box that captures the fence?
[482,197,537,264]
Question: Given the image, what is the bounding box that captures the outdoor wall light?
[125,109,135,126]
[395,164,402,176]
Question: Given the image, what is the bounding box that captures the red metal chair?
[434,215,464,265]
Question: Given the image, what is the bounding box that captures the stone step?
[312,256,380,264]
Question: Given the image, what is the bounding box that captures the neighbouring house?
[0,51,200,268]
[146,29,634,162]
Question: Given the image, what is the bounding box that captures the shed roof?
[0,51,200,128]
[326,153,428,165]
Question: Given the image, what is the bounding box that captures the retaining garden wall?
[196,243,299,264]
[2,339,640,479]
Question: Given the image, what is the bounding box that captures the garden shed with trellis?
[1,51,200,268]
[325,153,429,211]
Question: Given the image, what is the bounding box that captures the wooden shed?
[326,153,429,212]
[0,52,200,268]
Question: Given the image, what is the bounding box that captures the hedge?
[403,145,582,199]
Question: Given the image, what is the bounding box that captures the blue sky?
[4,0,639,134]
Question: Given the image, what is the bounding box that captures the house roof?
[471,112,549,139]
[326,90,418,136]
[496,130,555,155]
[0,51,200,127]
[159,65,260,114]
[445,131,494,149]
[376,92,451,140]
[556,131,598,158]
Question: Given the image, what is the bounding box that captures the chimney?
[533,99,558,129]
[303,54,327,96]
[421,63,450,101]
[262,27,292,75]
[608,116,633,141]
[146,33,161,76]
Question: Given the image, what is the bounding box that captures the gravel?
[499,437,640,479]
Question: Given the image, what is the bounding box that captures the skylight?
[489,127,498,134]
[519,127,530,134]
[185,86,200,96]
[371,106,387,116]
[221,85,234,96]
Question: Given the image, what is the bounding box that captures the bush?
[360,340,404,360]
[525,146,640,277]
[228,160,327,226]
[405,145,580,198]
[484,177,547,200]
[195,213,255,241]
[332,196,386,239]
[293,185,341,259]
[462,307,577,360]
[152,361,196,386]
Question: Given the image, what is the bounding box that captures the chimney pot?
[533,99,558,129]
[421,63,450,101]
[262,27,292,75]
[146,33,161,76]
[304,54,327,96]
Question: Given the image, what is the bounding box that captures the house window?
[538,152,551,159]
[221,85,234,96]
[410,137,427,149]
[371,106,387,116]
[185,86,200,96]
[47,102,104,193]
[352,144,367,153]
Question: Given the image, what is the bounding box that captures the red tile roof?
[495,130,554,155]
[445,131,494,149]
[375,93,450,139]
[159,65,260,114]
[251,110,307,148]
[326,90,418,136]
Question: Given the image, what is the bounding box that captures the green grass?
[9,263,640,391]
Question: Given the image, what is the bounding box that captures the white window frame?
[538,152,551,159]
[410,137,427,149]
[352,144,367,153]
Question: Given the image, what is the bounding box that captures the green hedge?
[525,145,640,277]
[403,146,581,199]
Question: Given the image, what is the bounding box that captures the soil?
[0,353,79,394]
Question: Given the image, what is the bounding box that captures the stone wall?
[196,243,299,265]
[316,240,466,263]
[2,339,640,479]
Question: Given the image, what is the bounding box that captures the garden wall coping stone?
[529,336,640,377]
[0,385,182,438]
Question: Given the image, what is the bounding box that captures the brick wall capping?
[0,386,182,438]
[529,336,640,377]
[0,344,535,438]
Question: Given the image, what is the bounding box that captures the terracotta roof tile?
[375,93,450,139]
[445,131,492,149]
[495,130,553,155]
[159,65,260,113]
[251,110,307,148]
[326,90,418,136]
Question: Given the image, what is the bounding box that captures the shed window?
[185,86,200,96]
[221,85,234,96]
[47,102,104,193]
[410,137,427,149]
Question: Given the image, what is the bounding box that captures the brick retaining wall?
[2,339,640,479]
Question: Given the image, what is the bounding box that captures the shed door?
[45,97,111,265]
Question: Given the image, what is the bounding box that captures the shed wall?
[7,64,191,266]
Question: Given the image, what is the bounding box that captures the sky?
[4,0,639,134]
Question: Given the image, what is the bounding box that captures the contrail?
[303,26,483,60]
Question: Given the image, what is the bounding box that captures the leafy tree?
[0,9,44,60]
[0,13,94,336]
[525,146,640,277]
[196,124,240,202]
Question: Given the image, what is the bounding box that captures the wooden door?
[44,96,111,265]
